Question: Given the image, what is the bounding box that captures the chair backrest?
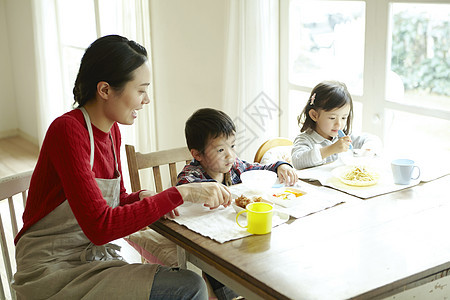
[0,170,32,300]
[254,137,293,163]
[125,145,192,193]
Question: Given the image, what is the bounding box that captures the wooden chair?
[254,137,293,163]
[125,144,192,193]
[0,170,33,300]
[124,145,192,266]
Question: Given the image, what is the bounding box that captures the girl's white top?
[291,128,382,170]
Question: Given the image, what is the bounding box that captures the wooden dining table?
[150,174,450,299]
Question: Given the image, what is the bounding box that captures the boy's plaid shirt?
[176,157,289,186]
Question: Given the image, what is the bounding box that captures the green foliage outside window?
[391,12,450,96]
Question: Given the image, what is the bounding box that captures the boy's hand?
[277,164,298,186]
[176,182,232,209]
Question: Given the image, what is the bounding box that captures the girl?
[12,35,231,299]
[291,81,381,170]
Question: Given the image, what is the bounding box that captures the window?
[288,1,365,94]
[386,2,450,156]
[56,0,142,111]
[56,0,98,110]
[281,0,450,158]
[36,0,150,190]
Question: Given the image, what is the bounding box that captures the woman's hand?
[176,182,232,209]
[277,164,298,186]
[163,208,180,219]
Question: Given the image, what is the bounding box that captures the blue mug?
[391,159,420,185]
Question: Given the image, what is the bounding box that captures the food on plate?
[272,189,304,200]
[268,187,307,208]
[234,195,263,209]
[339,166,379,186]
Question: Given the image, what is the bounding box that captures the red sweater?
[15,109,183,245]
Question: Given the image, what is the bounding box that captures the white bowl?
[240,169,277,191]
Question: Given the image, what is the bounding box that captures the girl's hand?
[176,182,232,209]
[277,164,299,186]
[334,135,352,153]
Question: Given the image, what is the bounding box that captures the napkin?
[413,156,450,182]
[173,203,289,243]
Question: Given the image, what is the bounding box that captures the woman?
[12,35,231,299]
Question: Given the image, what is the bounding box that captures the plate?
[232,201,246,214]
[332,165,380,187]
[268,187,307,208]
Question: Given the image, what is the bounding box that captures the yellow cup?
[236,202,273,234]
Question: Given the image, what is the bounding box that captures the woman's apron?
[12,107,158,299]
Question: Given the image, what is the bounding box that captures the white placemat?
[173,202,289,244]
[409,156,450,182]
[382,151,450,183]
[296,159,424,199]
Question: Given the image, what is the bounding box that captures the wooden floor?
[0,135,142,264]
[0,136,39,178]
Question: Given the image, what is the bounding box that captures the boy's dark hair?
[298,80,353,134]
[185,108,236,153]
[73,35,148,107]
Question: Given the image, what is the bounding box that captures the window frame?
[279,0,450,141]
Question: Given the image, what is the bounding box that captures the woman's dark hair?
[73,35,148,107]
[298,80,353,134]
[185,108,236,153]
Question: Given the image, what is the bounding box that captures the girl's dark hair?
[185,108,236,153]
[73,35,148,107]
[297,81,353,134]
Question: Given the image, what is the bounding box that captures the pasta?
[339,166,379,186]
[343,166,375,181]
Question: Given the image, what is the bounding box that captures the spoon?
[338,130,353,150]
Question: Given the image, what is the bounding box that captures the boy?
[177,108,298,300]
[177,108,298,187]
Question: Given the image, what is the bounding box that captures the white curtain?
[110,0,157,154]
[32,0,156,152]
[32,0,65,145]
[32,0,155,190]
[113,0,156,190]
[223,0,280,162]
